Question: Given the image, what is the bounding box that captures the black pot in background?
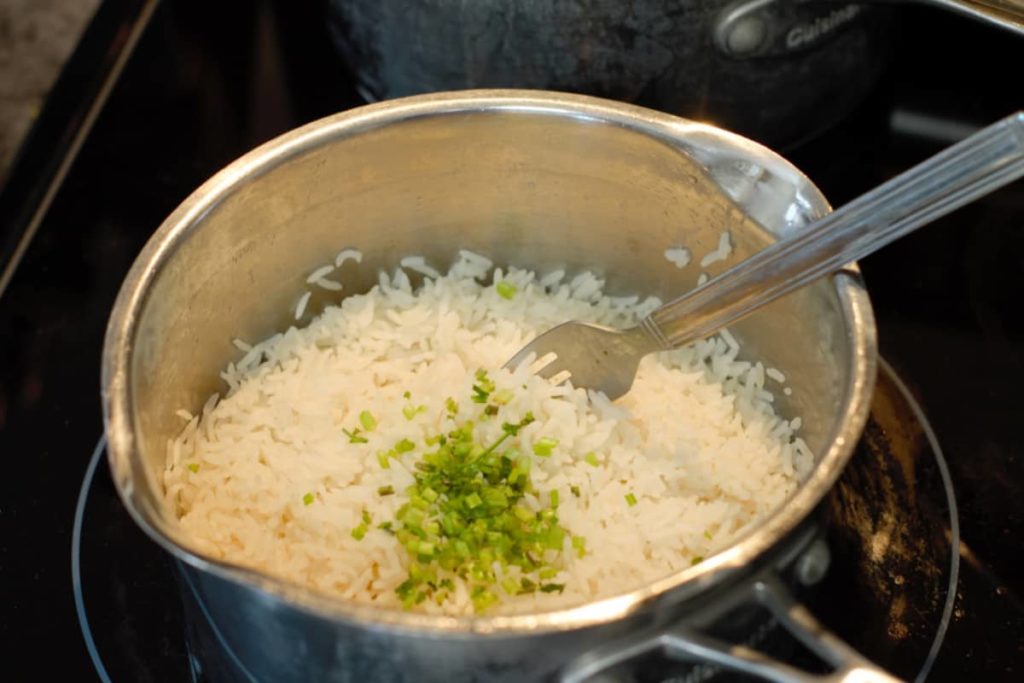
[326,0,893,149]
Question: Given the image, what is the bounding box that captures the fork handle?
[642,111,1024,349]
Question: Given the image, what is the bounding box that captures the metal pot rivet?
[795,539,831,586]
[725,16,768,55]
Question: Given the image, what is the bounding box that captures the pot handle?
[910,0,1024,36]
[560,575,901,683]
[714,0,1022,60]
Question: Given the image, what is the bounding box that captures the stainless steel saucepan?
[103,90,883,681]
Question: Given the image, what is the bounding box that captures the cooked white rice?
[163,252,812,616]
[663,246,691,269]
[700,231,733,267]
[293,290,311,320]
[306,264,336,284]
[334,248,363,268]
[315,278,343,291]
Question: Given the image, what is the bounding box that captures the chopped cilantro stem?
[625,492,638,507]
[302,492,314,506]
[584,452,599,467]
[378,485,395,496]
[343,427,368,444]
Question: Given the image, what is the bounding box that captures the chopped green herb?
[572,536,586,558]
[343,427,368,444]
[496,281,518,300]
[570,485,581,498]
[378,521,394,534]
[471,369,496,403]
[403,391,412,400]
[377,451,391,469]
[362,509,372,525]
[471,587,498,611]
[492,388,514,406]
[403,404,427,420]
[378,485,395,496]
[533,437,558,457]
[445,397,459,415]
[359,410,377,432]
[625,492,638,507]
[302,492,314,506]
[502,413,535,437]
[704,529,713,540]
[532,437,558,457]
[378,383,575,613]
[400,505,425,527]
[540,583,565,593]
[691,556,704,566]
[351,523,368,540]
[186,463,199,473]
[584,452,600,467]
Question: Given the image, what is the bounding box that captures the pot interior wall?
[130,110,849,532]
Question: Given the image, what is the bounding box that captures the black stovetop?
[0,1,1021,680]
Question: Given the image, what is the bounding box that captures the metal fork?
[504,111,1024,400]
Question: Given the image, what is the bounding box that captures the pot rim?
[101,89,877,635]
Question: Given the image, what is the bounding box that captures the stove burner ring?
[72,436,113,683]
[879,358,960,683]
